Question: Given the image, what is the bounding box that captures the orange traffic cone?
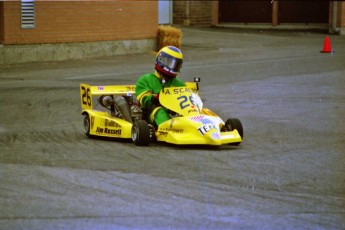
[321,36,334,53]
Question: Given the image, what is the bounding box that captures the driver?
[136,46,185,126]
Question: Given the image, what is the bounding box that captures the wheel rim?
[148,124,156,142]
[132,126,138,141]
[83,117,90,134]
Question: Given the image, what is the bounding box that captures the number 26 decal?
[81,86,92,106]
[177,95,192,109]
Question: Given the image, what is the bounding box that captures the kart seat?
[114,96,132,123]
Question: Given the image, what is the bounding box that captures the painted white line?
[65,53,345,80]
[186,53,344,70]
[65,70,148,80]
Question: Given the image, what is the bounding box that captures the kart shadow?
[88,135,242,151]
[88,135,133,144]
[150,141,242,151]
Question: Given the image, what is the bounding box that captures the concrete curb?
[0,39,156,65]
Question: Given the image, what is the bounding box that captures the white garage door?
[158,0,172,24]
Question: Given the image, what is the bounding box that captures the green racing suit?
[135,71,185,126]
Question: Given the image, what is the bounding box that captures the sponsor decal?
[198,124,217,135]
[190,116,213,125]
[96,127,103,134]
[157,131,168,137]
[163,87,192,95]
[105,120,121,128]
[126,86,136,91]
[98,86,104,91]
[96,127,121,136]
[211,132,221,140]
[160,127,184,134]
[171,129,183,134]
[191,115,220,137]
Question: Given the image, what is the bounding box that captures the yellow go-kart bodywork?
[80,81,243,146]
[154,87,242,145]
[80,84,135,139]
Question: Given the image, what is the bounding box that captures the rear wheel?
[132,120,150,146]
[83,114,91,137]
[224,118,243,145]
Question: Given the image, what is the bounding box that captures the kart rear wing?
[80,79,200,110]
[80,83,136,110]
[89,85,136,95]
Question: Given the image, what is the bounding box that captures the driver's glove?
[151,94,160,105]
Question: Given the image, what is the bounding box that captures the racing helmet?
[155,46,183,78]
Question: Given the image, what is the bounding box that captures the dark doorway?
[219,1,272,23]
[278,1,329,24]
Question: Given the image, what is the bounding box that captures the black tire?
[83,114,91,137]
[132,120,151,146]
[224,118,243,145]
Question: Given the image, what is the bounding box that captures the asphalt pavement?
[0,26,345,229]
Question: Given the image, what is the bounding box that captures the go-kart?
[80,78,243,146]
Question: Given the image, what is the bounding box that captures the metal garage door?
[219,0,272,23]
[278,1,329,24]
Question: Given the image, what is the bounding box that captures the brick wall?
[0,3,3,43]
[189,1,213,26]
[173,1,213,26]
[173,1,187,25]
[2,1,158,45]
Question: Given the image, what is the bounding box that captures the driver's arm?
[136,75,158,108]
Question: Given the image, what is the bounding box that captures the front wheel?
[132,120,150,146]
[224,118,243,145]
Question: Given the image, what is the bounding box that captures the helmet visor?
[160,54,183,73]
